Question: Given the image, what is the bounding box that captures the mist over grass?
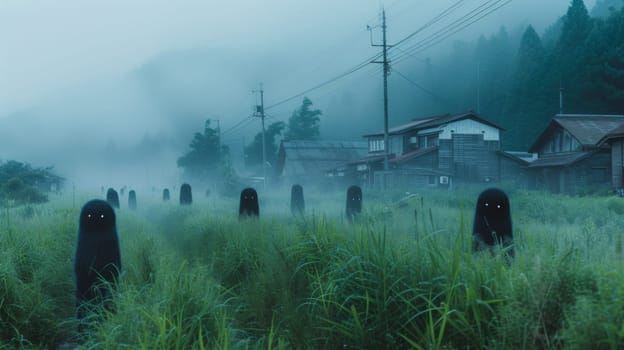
[0,187,623,349]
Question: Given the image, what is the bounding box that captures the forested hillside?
[406,0,624,151]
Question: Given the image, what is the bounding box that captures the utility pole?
[369,9,392,171]
[559,81,564,114]
[476,61,481,114]
[253,84,267,189]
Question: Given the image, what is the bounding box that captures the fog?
[0,0,597,189]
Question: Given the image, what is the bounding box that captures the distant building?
[274,140,367,187]
[597,124,624,191]
[354,111,507,188]
[527,114,624,194]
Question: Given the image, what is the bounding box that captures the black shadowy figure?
[180,183,192,205]
[128,190,137,211]
[106,188,119,209]
[162,188,170,202]
[239,187,259,218]
[472,188,514,258]
[74,200,121,328]
[290,184,305,216]
[346,185,362,223]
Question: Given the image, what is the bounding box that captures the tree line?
[177,97,321,184]
[404,0,624,151]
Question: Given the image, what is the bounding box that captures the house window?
[428,175,436,185]
[427,134,438,146]
[369,139,385,152]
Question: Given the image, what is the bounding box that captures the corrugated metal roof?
[597,124,624,146]
[527,151,594,168]
[389,146,438,163]
[529,114,624,153]
[276,140,368,177]
[497,151,533,164]
[363,111,503,137]
[555,115,624,146]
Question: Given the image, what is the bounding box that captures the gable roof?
[389,146,438,164]
[526,151,596,168]
[275,140,368,177]
[529,114,624,153]
[597,124,624,146]
[497,151,534,165]
[363,111,504,137]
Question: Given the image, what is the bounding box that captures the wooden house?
[274,140,367,187]
[353,111,506,188]
[527,114,624,194]
[597,124,624,191]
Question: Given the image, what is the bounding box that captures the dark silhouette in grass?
[106,188,119,209]
[346,185,362,223]
[180,183,192,205]
[162,188,170,202]
[128,190,137,210]
[239,187,259,218]
[472,188,514,258]
[74,199,121,331]
[290,184,305,216]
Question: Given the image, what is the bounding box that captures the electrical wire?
[391,0,513,67]
[393,68,450,105]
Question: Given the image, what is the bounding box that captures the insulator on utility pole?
[253,84,267,189]
[369,8,392,172]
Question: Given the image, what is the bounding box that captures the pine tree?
[285,97,322,140]
[244,121,285,168]
[177,120,227,180]
[503,25,549,150]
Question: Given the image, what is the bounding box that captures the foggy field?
[1,187,623,349]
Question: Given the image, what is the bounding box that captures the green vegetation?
[1,188,623,349]
[284,97,322,141]
[0,160,63,207]
[410,1,624,151]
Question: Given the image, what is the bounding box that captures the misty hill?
[0,47,273,186]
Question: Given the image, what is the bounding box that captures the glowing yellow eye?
[101,215,105,218]
[485,203,489,206]
[88,214,92,218]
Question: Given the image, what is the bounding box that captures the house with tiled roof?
[274,140,368,187]
[527,114,624,194]
[354,111,512,188]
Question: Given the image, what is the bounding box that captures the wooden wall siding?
[612,140,624,189]
[571,152,611,193]
[498,157,529,188]
[438,140,453,171]
[540,126,582,155]
[400,151,438,169]
[390,135,403,156]
[447,134,501,181]
[529,151,611,194]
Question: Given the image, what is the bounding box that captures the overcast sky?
[0,0,595,118]
[0,0,599,186]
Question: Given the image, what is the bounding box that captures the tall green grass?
[0,188,623,349]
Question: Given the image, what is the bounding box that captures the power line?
[220,114,254,137]
[392,0,466,48]
[263,1,463,112]
[264,52,383,111]
[391,0,513,67]
[393,68,450,106]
